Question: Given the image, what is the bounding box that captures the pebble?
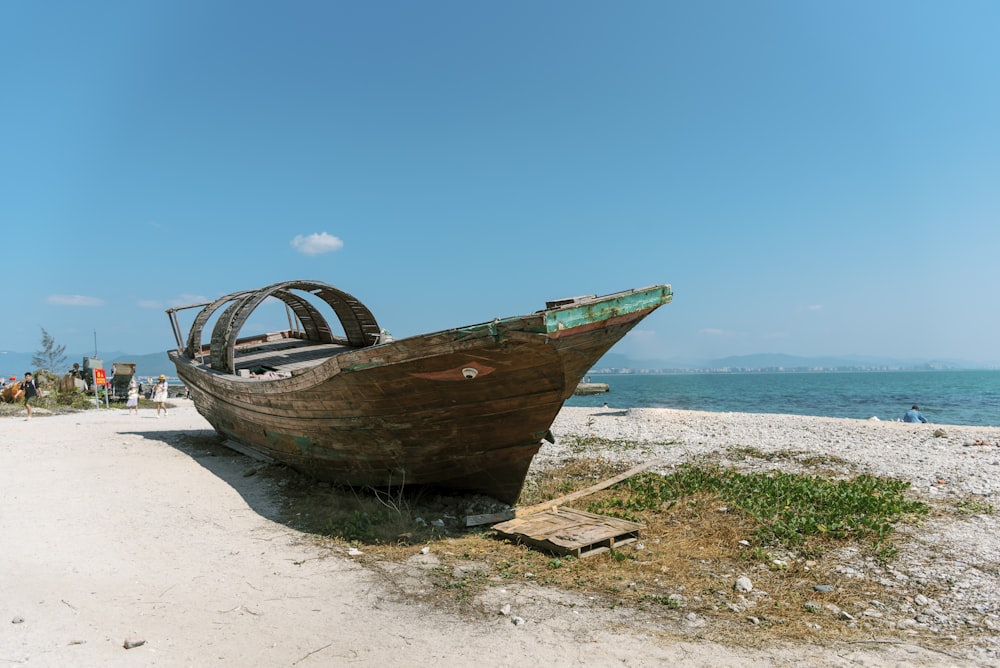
[684,612,705,627]
[734,576,753,593]
[123,637,146,649]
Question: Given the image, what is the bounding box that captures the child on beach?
[21,372,38,420]
[153,375,168,417]
[126,381,139,416]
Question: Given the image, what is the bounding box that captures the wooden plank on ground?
[493,507,644,558]
[513,459,663,518]
[465,459,662,527]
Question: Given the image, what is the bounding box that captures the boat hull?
[168,283,671,503]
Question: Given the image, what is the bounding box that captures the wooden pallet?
[493,507,643,558]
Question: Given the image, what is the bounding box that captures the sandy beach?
[2,402,998,667]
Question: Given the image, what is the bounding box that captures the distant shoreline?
[590,365,1000,374]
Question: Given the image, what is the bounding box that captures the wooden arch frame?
[183,281,380,374]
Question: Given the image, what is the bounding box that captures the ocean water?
[565,370,1000,427]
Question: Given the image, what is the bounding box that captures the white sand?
[2,403,995,667]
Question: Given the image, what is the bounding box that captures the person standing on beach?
[21,372,38,419]
[903,405,928,423]
[153,374,168,417]
[126,380,140,416]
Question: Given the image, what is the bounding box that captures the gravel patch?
[531,407,1000,665]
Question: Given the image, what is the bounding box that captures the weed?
[560,435,678,456]
[587,465,929,556]
[953,497,994,516]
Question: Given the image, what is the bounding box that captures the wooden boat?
[166,280,672,504]
[574,382,610,395]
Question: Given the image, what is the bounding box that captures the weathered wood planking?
[233,340,352,373]
[513,460,664,518]
[493,508,644,557]
[166,280,672,503]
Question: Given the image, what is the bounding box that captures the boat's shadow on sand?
[125,427,501,542]
[125,428,294,525]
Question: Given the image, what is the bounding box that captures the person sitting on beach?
[903,405,928,423]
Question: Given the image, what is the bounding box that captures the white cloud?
[46,294,104,307]
[807,304,823,311]
[136,299,162,309]
[699,328,727,336]
[290,232,344,256]
[168,294,211,307]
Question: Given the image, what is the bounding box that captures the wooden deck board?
[231,340,353,373]
[492,508,644,558]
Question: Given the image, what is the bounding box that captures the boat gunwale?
[169,282,673,386]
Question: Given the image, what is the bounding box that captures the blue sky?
[2,1,998,365]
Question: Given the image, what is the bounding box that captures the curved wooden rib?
[194,280,381,374]
[184,290,253,358]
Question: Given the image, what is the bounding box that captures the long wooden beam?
[465,459,663,526]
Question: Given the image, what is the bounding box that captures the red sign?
[94,369,108,386]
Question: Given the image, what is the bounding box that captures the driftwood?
[465,459,663,526]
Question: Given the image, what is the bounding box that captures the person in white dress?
[126,380,139,416]
[153,374,169,417]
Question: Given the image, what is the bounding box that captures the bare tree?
[32,327,68,374]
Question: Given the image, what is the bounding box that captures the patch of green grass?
[725,445,773,460]
[724,445,849,470]
[953,497,994,516]
[587,464,929,557]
